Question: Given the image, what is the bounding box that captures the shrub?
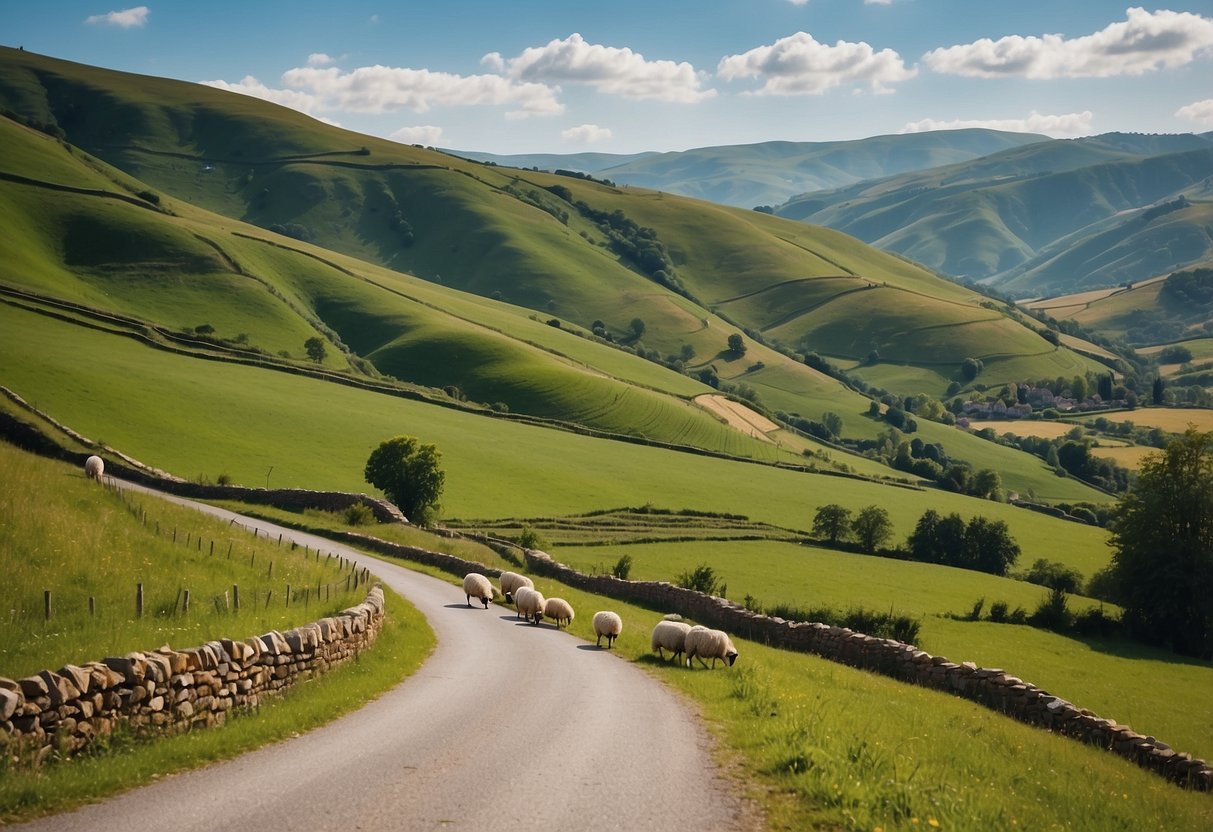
[988,600,1009,622]
[343,502,375,526]
[517,526,545,550]
[676,563,726,597]
[1029,588,1074,632]
[611,554,633,580]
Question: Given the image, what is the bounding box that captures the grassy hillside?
[0,47,1117,495]
[0,441,373,677]
[777,134,1213,294]
[0,50,1105,377]
[1025,267,1213,351]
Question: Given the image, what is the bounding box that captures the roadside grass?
[391,558,1213,831]
[0,299,1114,572]
[0,584,431,824]
[0,443,370,678]
[549,537,1213,760]
[0,444,436,822]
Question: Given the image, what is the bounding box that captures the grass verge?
[0,582,433,823]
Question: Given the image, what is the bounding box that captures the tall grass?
[0,443,369,678]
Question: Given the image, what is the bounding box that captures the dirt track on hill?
[14,483,755,832]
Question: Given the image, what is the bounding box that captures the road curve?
[15,483,755,832]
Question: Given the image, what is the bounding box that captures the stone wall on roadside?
[515,549,1211,791]
[0,586,385,764]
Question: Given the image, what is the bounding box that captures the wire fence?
[16,479,372,625]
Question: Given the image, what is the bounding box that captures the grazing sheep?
[499,571,534,603]
[545,597,575,629]
[515,586,546,625]
[592,611,622,648]
[462,573,494,608]
[684,626,738,669]
[650,619,693,663]
[84,455,104,480]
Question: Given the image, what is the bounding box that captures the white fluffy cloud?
[1176,98,1213,125]
[561,123,612,144]
[280,65,562,118]
[306,53,335,68]
[900,110,1095,138]
[200,76,323,114]
[390,125,444,145]
[924,7,1213,79]
[84,6,149,27]
[718,31,915,95]
[487,33,714,102]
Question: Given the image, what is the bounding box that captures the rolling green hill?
[776,135,1213,295]
[0,46,1117,499]
[455,129,1047,209]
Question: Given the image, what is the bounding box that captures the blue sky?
[3,1,1213,153]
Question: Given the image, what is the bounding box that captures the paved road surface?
[16,482,754,831]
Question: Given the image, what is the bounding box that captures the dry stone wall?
[0,587,384,764]
[516,550,1211,792]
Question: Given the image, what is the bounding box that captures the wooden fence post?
[285,584,291,607]
[183,589,190,614]
[136,583,144,618]
[233,584,240,612]
[88,596,95,617]
[44,590,51,621]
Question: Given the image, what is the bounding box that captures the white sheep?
[544,597,575,629]
[684,626,739,669]
[650,619,692,663]
[499,571,534,603]
[515,586,546,625]
[462,572,494,608]
[592,611,622,648]
[84,455,104,480]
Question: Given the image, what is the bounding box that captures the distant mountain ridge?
[775,133,1213,295]
[450,129,1048,209]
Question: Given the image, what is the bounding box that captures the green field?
[400,564,1213,830]
[549,538,1212,761]
[0,301,1114,565]
[0,442,374,677]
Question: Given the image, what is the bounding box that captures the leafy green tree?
[812,504,852,544]
[821,411,843,439]
[363,436,445,524]
[629,318,646,339]
[727,333,746,356]
[304,336,327,363]
[1152,376,1165,405]
[963,516,1020,575]
[1108,428,1213,657]
[972,468,1003,501]
[961,357,983,380]
[852,505,892,553]
[1023,558,1084,593]
[1098,374,1114,401]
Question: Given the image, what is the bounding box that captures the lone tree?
[629,318,646,339]
[812,504,852,544]
[364,436,445,524]
[304,336,327,363]
[852,505,892,553]
[727,333,747,357]
[1108,428,1213,657]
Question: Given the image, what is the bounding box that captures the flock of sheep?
[462,571,739,668]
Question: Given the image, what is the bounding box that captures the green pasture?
[0,443,372,678]
[0,301,1112,569]
[403,562,1213,830]
[552,538,1213,760]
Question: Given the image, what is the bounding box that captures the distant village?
[956,385,1128,425]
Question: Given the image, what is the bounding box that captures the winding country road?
[15,483,754,831]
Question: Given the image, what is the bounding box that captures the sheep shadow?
[443,603,490,610]
[575,644,612,652]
